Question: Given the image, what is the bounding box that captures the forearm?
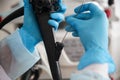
[71,68,110,80]
[0,30,40,79]
[0,65,11,80]
[19,29,41,53]
[81,63,110,79]
[71,64,110,80]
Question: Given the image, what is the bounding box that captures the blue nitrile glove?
[19,0,66,52]
[65,3,115,74]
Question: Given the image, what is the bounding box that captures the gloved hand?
[19,0,66,52]
[65,3,115,73]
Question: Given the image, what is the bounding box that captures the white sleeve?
[70,64,110,80]
[0,65,11,80]
[0,30,40,80]
[70,70,111,80]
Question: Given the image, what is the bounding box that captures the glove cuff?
[77,47,116,74]
[19,29,41,52]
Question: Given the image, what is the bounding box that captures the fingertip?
[50,13,64,22]
[59,3,67,13]
[48,20,59,30]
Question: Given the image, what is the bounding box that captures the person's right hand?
[65,3,108,51]
[19,0,66,52]
[65,3,115,74]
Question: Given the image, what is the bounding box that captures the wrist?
[19,29,41,52]
[82,63,110,79]
[78,47,116,74]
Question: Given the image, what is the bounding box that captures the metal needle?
[61,0,85,43]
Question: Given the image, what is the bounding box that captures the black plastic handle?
[0,7,24,29]
[30,0,63,79]
[36,12,61,80]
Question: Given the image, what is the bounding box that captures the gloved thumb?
[75,13,92,20]
[74,3,103,16]
[65,15,81,27]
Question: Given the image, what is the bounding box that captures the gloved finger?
[65,15,81,27]
[75,13,92,20]
[50,13,64,22]
[72,32,79,37]
[65,25,76,32]
[48,20,59,30]
[23,0,32,7]
[74,3,102,15]
[58,3,67,14]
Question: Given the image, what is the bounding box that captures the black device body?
[0,0,64,80]
[30,0,63,80]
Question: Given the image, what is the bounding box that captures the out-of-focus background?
[0,0,120,80]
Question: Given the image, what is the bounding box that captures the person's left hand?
[65,3,115,74]
[19,0,66,52]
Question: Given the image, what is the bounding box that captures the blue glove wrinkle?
[65,3,116,74]
[19,29,40,52]
[74,3,102,16]
[78,47,116,74]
